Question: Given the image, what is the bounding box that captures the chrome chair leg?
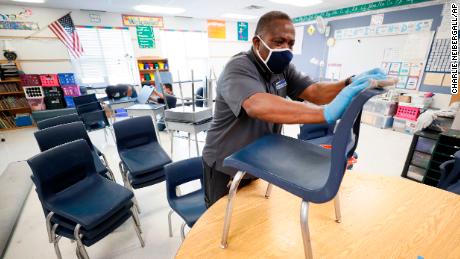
[119,161,141,213]
[51,224,62,259]
[103,127,108,143]
[194,132,200,156]
[131,207,142,233]
[220,171,246,249]
[300,201,313,259]
[132,214,145,247]
[188,133,191,158]
[76,245,83,259]
[101,153,116,181]
[265,183,273,199]
[170,130,174,158]
[334,192,342,223]
[180,222,186,241]
[46,212,55,243]
[168,209,174,237]
[74,224,89,259]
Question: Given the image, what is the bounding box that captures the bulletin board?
[326,30,434,90]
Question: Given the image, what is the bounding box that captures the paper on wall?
[293,26,304,55]
[423,72,444,86]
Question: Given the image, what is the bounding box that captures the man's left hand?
[353,68,387,83]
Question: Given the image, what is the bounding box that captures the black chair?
[37,113,81,130]
[220,88,386,258]
[74,94,113,141]
[438,150,460,194]
[113,116,172,212]
[165,157,206,240]
[27,139,144,259]
[34,121,115,180]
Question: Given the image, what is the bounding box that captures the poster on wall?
[123,15,164,27]
[0,21,38,30]
[406,77,419,90]
[388,62,401,75]
[208,20,226,39]
[237,21,248,41]
[136,26,155,48]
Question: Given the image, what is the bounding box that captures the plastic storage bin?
[23,86,44,99]
[43,87,65,109]
[415,137,437,154]
[27,98,46,111]
[411,151,431,169]
[393,116,417,134]
[64,96,75,108]
[61,85,81,97]
[396,105,420,121]
[39,74,60,87]
[406,165,426,182]
[363,98,397,116]
[57,73,76,85]
[361,111,394,129]
[20,74,41,86]
[15,114,33,127]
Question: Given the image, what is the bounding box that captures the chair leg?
[188,133,191,158]
[46,212,55,243]
[101,153,116,181]
[132,214,145,247]
[334,192,342,223]
[51,224,62,259]
[74,224,90,259]
[131,207,142,232]
[265,183,273,199]
[168,209,174,237]
[103,127,108,143]
[170,130,174,158]
[180,222,186,241]
[220,171,246,249]
[300,200,313,259]
[119,162,141,213]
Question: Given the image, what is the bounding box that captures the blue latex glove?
[323,78,371,123]
[353,68,387,82]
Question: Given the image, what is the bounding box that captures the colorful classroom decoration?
[293,0,433,23]
[122,15,164,27]
[237,21,248,41]
[207,20,226,39]
[136,26,155,49]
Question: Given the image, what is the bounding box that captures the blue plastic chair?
[113,116,172,212]
[74,94,113,142]
[165,157,206,240]
[27,139,144,259]
[37,113,81,130]
[438,150,460,194]
[220,88,386,258]
[33,121,115,181]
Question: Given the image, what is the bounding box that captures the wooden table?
[176,173,460,259]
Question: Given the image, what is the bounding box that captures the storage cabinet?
[401,129,460,187]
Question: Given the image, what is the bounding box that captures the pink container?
[39,74,60,87]
[395,106,420,121]
[61,85,81,97]
[20,74,41,86]
[27,98,46,111]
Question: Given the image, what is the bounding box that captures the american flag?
[48,13,84,58]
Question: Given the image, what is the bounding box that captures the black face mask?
[255,35,293,74]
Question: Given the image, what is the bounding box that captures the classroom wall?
[0,5,255,77]
[292,3,450,109]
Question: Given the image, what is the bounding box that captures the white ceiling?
[1,0,379,20]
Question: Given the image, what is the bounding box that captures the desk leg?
[188,133,191,157]
[194,132,200,156]
[221,171,246,249]
[265,183,273,199]
[170,130,174,159]
[300,200,313,259]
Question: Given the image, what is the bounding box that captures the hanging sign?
[136,25,155,48]
[123,15,164,27]
[237,21,248,41]
[208,20,226,39]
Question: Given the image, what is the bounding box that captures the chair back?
[34,121,94,152]
[37,113,81,130]
[73,94,98,107]
[113,116,157,151]
[438,150,460,189]
[76,102,103,115]
[298,122,335,141]
[27,139,96,198]
[165,157,203,200]
[323,88,386,199]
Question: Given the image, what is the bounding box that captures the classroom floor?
[0,123,412,259]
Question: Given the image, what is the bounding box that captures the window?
[160,30,209,82]
[71,27,137,86]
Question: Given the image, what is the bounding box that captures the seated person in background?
[105,84,138,100]
[150,83,177,109]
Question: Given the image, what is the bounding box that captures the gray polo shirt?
[202,48,315,176]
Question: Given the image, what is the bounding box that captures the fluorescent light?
[12,0,45,3]
[221,13,258,20]
[269,0,322,7]
[133,5,185,15]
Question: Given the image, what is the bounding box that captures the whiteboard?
[325,31,434,89]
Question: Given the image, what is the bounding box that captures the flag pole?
[25,11,72,39]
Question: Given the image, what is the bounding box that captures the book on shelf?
[0,83,20,93]
[0,113,16,129]
[0,96,28,109]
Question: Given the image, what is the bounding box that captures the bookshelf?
[0,60,32,131]
[136,58,169,85]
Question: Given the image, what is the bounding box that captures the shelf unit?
[402,129,460,187]
[0,60,32,131]
[136,58,169,85]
